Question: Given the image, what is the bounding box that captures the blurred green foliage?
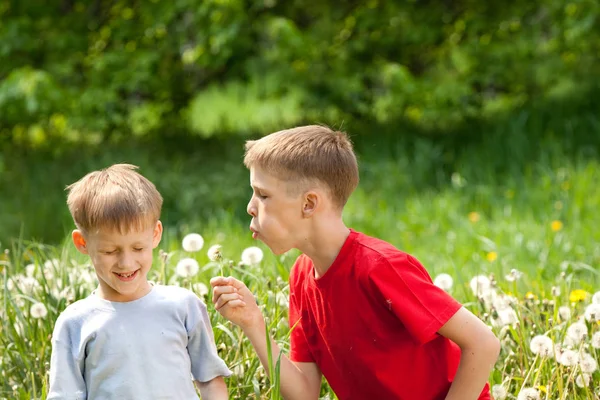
[1,0,599,147]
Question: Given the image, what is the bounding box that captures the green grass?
[2,102,600,398]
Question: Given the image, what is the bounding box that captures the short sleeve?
[288,290,314,363]
[368,254,462,344]
[47,314,87,400]
[186,296,232,382]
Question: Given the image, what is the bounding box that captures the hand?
[210,276,264,332]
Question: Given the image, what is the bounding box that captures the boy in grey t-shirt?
[48,164,231,400]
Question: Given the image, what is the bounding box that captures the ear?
[302,191,319,218]
[72,230,88,255]
[152,220,163,248]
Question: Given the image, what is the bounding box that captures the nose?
[247,196,257,217]
[118,251,134,269]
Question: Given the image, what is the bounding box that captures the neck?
[298,219,350,279]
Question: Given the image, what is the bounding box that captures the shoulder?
[152,284,207,309]
[52,296,97,338]
[352,231,429,278]
[289,253,312,288]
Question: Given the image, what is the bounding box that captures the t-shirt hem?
[419,301,463,344]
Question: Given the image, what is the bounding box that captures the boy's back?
[288,229,491,400]
[49,284,230,399]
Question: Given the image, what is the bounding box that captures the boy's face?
[247,166,306,255]
[72,221,162,302]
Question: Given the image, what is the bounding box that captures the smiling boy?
[48,164,231,400]
[211,125,500,400]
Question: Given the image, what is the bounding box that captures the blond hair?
[66,164,163,234]
[244,125,359,208]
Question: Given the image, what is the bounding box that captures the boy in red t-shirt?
[211,125,500,400]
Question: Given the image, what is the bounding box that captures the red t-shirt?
[289,230,491,400]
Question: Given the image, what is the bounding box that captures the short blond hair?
[66,164,163,234]
[244,125,359,208]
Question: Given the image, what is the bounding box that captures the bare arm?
[210,276,322,400]
[195,376,228,400]
[438,307,500,400]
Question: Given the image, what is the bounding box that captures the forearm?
[196,376,228,400]
[243,320,319,400]
[445,342,499,400]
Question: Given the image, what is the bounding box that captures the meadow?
[1,114,600,399]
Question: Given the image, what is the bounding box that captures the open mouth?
[114,269,139,282]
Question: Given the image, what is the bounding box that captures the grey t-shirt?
[48,284,232,399]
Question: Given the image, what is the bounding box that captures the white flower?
[241,246,263,265]
[30,302,48,319]
[491,384,507,400]
[193,282,209,297]
[492,307,518,328]
[517,387,540,400]
[592,291,600,304]
[207,245,223,262]
[479,288,498,308]
[16,276,40,294]
[275,292,288,308]
[529,335,554,358]
[558,349,579,366]
[579,352,598,374]
[575,373,590,388]
[566,321,587,344]
[182,233,204,252]
[551,286,561,297]
[584,303,600,322]
[592,332,600,349]
[176,258,199,278]
[25,263,36,277]
[232,364,244,377]
[505,269,523,282]
[470,275,491,296]
[433,273,453,291]
[558,306,571,321]
[493,294,516,311]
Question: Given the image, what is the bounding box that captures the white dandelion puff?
[491,384,507,400]
[505,269,523,282]
[275,292,288,308]
[492,307,519,328]
[566,321,587,344]
[493,294,516,311]
[592,332,600,349]
[584,303,600,322]
[558,349,579,367]
[575,373,590,388]
[30,302,48,319]
[579,352,598,374]
[25,263,36,277]
[176,258,199,278]
[433,273,453,291]
[241,246,264,265]
[592,291,600,304]
[551,286,561,297]
[517,387,540,400]
[558,306,571,321]
[232,364,244,377]
[193,282,209,297]
[470,275,491,296]
[182,233,204,252]
[207,244,223,262]
[529,335,554,358]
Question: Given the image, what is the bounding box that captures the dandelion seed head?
[575,373,590,388]
[592,291,600,304]
[25,263,36,277]
[505,269,523,282]
[579,352,598,374]
[491,384,507,400]
[493,307,518,328]
[176,258,199,278]
[529,335,554,358]
[558,349,579,366]
[592,332,600,349]
[566,321,587,344]
[193,282,209,297]
[182,233,204,252]
[584,303,600,322]
[241,246,263,265]
[517,387,540,400]
[207,244,223,262]
[30,302,48,319]
[558,306,571,321]
[470,275,491,296]
[433,273,453,291]
[275,292,288,308]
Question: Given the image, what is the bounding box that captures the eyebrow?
[251,185,268,192]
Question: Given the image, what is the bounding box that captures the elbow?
[483,332,501,365]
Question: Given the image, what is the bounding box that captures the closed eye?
[133,248,144,252]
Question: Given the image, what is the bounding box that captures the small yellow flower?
[537,385,547,393]
[569,289,589,303]
[526,291,537,300]
[486,251,498,262]
[551,220,563,232]
[468,212,480,223]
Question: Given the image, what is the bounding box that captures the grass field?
[1,107,600,399]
